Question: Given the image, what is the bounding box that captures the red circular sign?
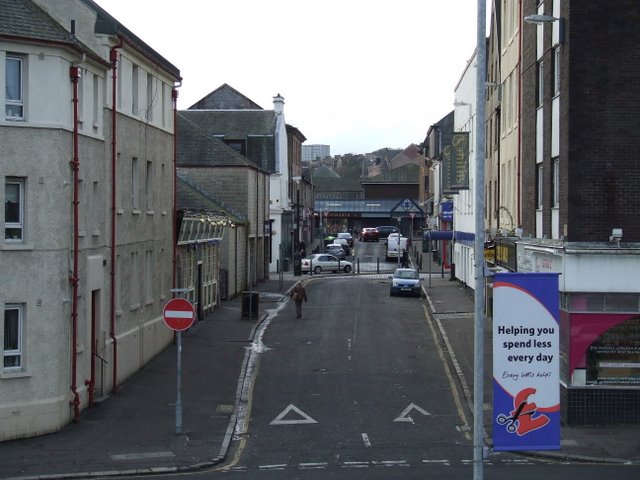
[163,298,195,331]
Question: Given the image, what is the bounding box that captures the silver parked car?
[325,243,347,259]
[302,254,353,274]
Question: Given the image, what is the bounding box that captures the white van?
[386,234,408,261]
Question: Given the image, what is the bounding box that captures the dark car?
[359,227,380,242]
[337,232,354,248]
[376,225,400,238]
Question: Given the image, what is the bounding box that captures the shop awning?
[423,230,454,241]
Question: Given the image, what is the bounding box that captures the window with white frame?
[131,64,139,115]
[5,55,24,120]
[145,249,153,303]
[161,163,166,212]
[92,74,99,128]
[77,68,85,124]
[537,165,544,209]
[162,84,167,127]
[4,304,23,369]
[131,157,139,209]
[5,177,24,241]
[552,159,560,207]
[553,48,561,96]
[537,61,544,107]
[146,72,154,122]
[130,251,139,307]
[145,160,153,211]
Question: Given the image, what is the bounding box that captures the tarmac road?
[1,244,639,479]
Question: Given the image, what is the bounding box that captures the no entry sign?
[163,298,195,331]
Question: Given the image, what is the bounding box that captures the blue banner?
[441,201,453,222]
[492,272,560,451]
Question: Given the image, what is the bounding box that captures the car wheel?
[343,265,352,273]
[314,266,322,274]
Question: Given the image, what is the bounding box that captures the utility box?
[241,292,259,319]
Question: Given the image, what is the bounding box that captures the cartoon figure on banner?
[496,387,550,436]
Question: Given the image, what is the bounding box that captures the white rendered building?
[1,0,180,440]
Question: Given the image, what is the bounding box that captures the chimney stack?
[273,93,285,115]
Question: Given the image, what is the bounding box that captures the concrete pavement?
[1,261,639,479]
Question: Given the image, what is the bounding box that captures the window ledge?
[146,210,155,215]
[117,209,124,215]
[2,243,33,251]
[132,209,141,215]
[1,370,30,379]
[129,303,141,311]
[144,299,153,306]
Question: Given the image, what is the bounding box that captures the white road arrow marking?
[269,404,318,425]
[394,403,431,423]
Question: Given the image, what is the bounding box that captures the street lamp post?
[473,1,487,479]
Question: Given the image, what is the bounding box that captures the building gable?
[189,83,263,110]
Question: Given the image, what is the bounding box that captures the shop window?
[586,316,640,386]
[567,292,640,313]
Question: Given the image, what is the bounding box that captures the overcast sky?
[98,0,485,155]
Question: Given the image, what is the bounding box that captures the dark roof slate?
[313,176,362,192]
[314,165,341,178]
[177,112,261,169]
[189,83,263,110]
[0,0,180,79]
[362,163,420,184]
[0,0,78,43]
[87,0,180,78]
[178,109,276,138]
[177,174,245,222]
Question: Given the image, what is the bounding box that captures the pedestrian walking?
[290,281,308,318]
[401,248,409,268]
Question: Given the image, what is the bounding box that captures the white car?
[301,254,353,274]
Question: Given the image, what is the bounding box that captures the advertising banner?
[492,272,560,451]
[441,201,453,222]
[441,132,469,193]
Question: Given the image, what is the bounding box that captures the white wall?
[453,50,478,287]
[1,3,177,440]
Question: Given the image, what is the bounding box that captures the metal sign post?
[166,290,194,435]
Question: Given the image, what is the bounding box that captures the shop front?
[516,240,640,425]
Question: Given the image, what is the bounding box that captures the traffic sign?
[163,298,195,331]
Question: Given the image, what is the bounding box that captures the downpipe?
[69,65,81,421]
[110,38,123,393]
